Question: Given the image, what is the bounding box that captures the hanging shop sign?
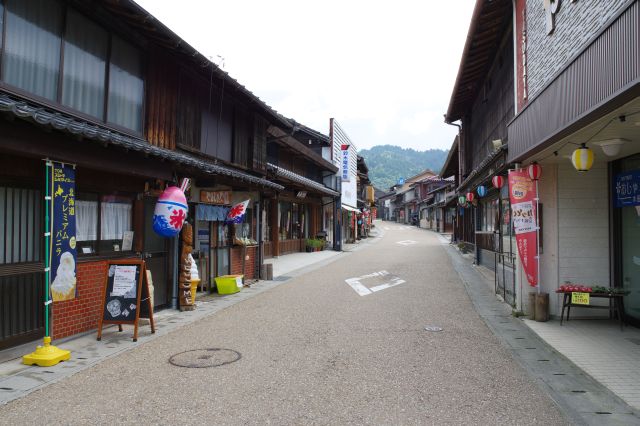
[153,186,188,237]
[50,163,77,302]
[508,169,538,287]
[614,170,640,207]
[341,144,350,182]
[200,190,231,205]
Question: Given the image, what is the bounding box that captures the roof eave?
[445,0,486,122]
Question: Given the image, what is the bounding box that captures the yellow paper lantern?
[571,144,594,172]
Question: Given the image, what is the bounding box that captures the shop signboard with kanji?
[341,144,350,182]
[614,170,640,207]
[50,163,77,302]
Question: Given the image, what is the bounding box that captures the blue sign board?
[614,170,640,207]
[50,163,77,302]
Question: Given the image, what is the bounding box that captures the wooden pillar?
[271,197,279,257]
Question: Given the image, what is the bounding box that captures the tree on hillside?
[359,145,448,190]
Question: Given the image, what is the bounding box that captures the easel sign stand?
[23,160,71,366]
[97,259,155,342]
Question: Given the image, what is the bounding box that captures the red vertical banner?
[508,170,538,287]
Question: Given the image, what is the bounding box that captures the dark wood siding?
[0,268,45,350]
[233,106,251,168]
[465,28,514,174]
[177,70,202,149]
[216,100,233,162]
[253,114,268,173]
[145,51,178,150]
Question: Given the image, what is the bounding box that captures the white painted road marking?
[396,240,417,246]
[345,270,406,296]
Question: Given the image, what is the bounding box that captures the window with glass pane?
[215,222,230,247]
[279,201,291,241]
[2,0,62,100]
[234,207,253,240]
[99,195,132,252]
[62,9,107,119]
[263,200,271,242]
[292,203,300,239]
[76,194,98,254]
[76,193,132,255]
[107,36,143,132]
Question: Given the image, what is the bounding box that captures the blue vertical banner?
[50,163,77,302]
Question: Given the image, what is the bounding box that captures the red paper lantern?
[492,175,504,189]
[528,162,542,181]
[466,192,475,202]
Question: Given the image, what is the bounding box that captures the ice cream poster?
[50,163,77,302]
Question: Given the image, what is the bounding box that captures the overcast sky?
[135,0,475,151]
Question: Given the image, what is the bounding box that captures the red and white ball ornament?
[492,175,504,189]
[527,162,542,181]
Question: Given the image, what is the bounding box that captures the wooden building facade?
[0,0,337,350]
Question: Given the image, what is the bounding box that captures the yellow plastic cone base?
[22,337,71,367]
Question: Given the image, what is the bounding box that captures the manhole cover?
[424,326,443,332]
[169,348,241,368]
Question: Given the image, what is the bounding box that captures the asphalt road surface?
[1,225,570,425]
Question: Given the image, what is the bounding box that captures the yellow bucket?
[214,275,243,295]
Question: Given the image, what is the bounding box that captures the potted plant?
[305,238,315,252]
[305,238,323,252]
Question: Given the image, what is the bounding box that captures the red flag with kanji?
[226,200,250,224]
[508,169,538,287]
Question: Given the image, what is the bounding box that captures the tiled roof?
[0,93,284,191]
[267,163,339,197]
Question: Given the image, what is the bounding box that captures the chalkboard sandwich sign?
[97,259,155,342]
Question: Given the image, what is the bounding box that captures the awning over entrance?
[195,204,230,221]
[342,205,360,213]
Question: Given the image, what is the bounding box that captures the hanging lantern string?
[533,109,640,163]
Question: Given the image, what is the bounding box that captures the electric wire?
[534,110,640,163]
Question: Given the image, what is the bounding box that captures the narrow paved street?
[1,226,569,425]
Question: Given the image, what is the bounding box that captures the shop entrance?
[0,185,45,350]
[616,154,640,326]
[144,197,170,308]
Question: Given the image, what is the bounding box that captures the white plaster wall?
[557,160,610,317]
[533,163,560,316]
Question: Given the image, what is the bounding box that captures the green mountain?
[360,145,449,191]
